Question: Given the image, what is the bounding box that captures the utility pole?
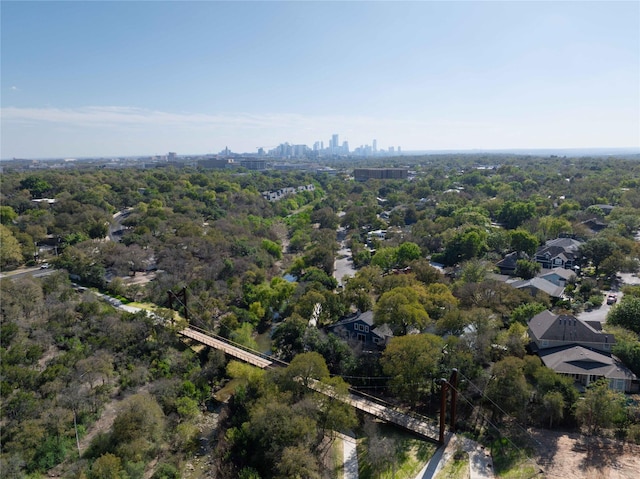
[439,369,459,444]
[167,287,189,322]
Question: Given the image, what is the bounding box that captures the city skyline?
[1,1,638,159]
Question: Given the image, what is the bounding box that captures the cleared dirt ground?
[529,429,640,479]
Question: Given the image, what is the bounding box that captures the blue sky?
[2,1,639,158]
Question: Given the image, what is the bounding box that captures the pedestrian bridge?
[179,326,441,443]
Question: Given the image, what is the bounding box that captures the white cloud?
[10,86,19,91]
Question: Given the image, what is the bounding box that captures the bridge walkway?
[179,326,440,443]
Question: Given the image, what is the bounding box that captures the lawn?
[357,423,438,479]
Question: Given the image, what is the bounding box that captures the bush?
[152,462,180,479]
[627,424,640,444]
[588,294,604,307]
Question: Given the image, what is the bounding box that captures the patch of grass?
[357,424,437,479]
[126,301,157,310]
[254,330,272,355]
[333,436,344,479]
[434,449,469,479]
[212,378,244,403]
[491,437,538,478]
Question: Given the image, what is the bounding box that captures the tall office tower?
[331,134,339,150]
[398,146,401,153]
[342,141,349,154]
[373,139,377,152]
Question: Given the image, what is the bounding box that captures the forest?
[2,154,640,478]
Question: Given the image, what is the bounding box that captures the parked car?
[607,293,618,305]
[40,263,50,269]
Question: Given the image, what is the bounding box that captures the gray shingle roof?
[538,345,636,380]
[528,310,615,345]
[512,277,565,297]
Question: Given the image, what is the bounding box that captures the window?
[357,333,365,343]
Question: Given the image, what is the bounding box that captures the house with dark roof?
[528,310,637,392]
[528,310,615,352]
[535,237,583,270]
[582,217,608,233]
[327,311,393,350]
[537,345,636,392]
[496,251,520,275]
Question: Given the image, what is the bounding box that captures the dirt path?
[530,429,640,478]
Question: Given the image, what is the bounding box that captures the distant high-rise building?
[342,141,349,154]
[372,139,377,152]
[331,134,339,151]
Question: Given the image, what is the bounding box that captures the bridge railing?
[182,324,290,368]
[348,386,438,428]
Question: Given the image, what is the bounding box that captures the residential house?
[496,251,520,275]
[581,218,607,233]
[537,345,636,392]
[534,237,583,270]
[327,310,393,350]
[528,310,637,392]
[528,310,615,352]
[537,267,577,288]
[511,277,565,299]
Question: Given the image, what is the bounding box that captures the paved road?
[578,273,640,325]
[334,226,357,286]
[0,266,56,280]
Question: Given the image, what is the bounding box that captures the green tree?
[612,333,640,377]
[111,393,165,461]
[282,351,330,390]
[396,241,422,267]
[0,225,23,269]
[0,205,18,225]
[20,176,52,198]
[374,286,431,335]
[314,376,357,437]
[580,237,618,276]
[272,315,308,361]
[370,246,398,272]
[243,396,317,473]
[509,229,539,256]
[607,297,640,334]
[380,334,444,404]
[510,302,546,325]
[440,226,487,266]
[90,453,124,479]
[541,391,565,428]
[515,259,541,279]
[485,357,530,421]
[498,200,535,229]
[275,445,320,479]
[575,379,626,435]
[261,239,282,260]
